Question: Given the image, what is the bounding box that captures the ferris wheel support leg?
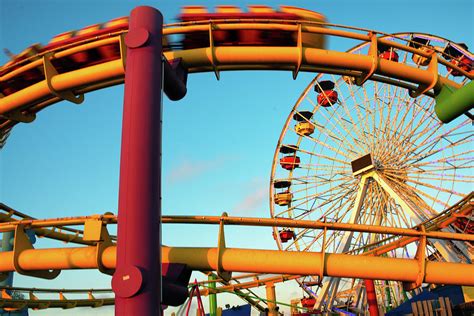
[316,175,370,310]
[370,172,465,263]
[111,6,163,316]
[354,279,365,311]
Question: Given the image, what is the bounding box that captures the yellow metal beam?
[0,246,472,286]
[1,21,471,136]
[0,204,118,245]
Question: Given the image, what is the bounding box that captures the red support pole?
[364,279,380,316]
[112,6,163,315]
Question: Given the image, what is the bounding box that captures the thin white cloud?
[234,178,269,215]
[234,187,267,213]
[166,156,227,184]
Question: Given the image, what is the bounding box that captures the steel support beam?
[201,274,300,296]
[316,174,369,310]
[112,6,163,315]
[371,171,466,263]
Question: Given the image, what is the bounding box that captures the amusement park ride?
[0,3,473,316]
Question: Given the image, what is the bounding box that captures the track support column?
[112,6,163,315]
[266,283,278,316]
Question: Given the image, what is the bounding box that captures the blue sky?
[0,0,472,315]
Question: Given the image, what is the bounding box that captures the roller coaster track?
[2,193,471,245]
[1,197,472,242]
[0,19,472,135]
[0,274,294,311]
[0,286,113,310]
[0,273,275,312]
[0,203,116,245]
[0,194,470,311]
[0,195,472,273]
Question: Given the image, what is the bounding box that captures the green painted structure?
[435,81,474,123]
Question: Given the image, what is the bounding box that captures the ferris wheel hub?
[351,153,375,176]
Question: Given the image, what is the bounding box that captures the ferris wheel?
[269,33,473,311]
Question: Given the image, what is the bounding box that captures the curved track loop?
[0,20,472,137]
[0,274,275,313]
[0,274,296,312]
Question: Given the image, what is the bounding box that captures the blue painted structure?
[206,304,251,316]
[386,285,466,316]
[222,304,251,316]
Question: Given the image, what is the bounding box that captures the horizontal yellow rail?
[0,245,472,286]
